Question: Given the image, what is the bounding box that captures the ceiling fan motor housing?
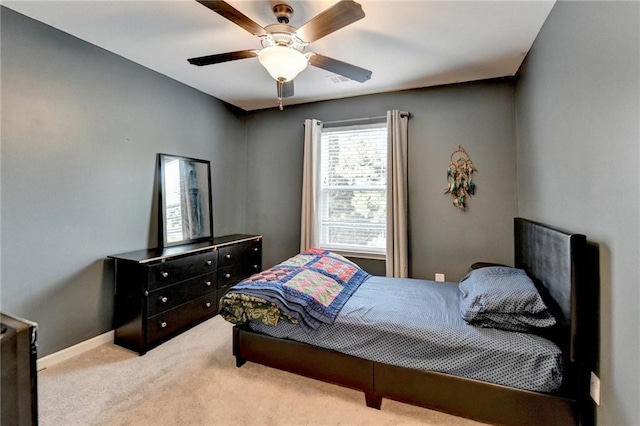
[272,4,293,24]
[261,24,307,51]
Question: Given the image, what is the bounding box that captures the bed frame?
[231,218,598,425]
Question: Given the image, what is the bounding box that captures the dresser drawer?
[147,294,218,343]
[217,263,260,290]
[148,251,217,290]
[218,240,261,268]
[147,273,216,317]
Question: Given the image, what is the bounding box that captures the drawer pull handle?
[205,281,212,287]
[161,271,169,278]
[205,302,212,308]
[253,247,259,252]
[225,254,231,259]
[206,260,212,266]
[160,321,167,328]
[160,296,168,303]
[224,273,231,279]
[252,264,258,269]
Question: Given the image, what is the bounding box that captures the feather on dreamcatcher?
[444,145,477,211]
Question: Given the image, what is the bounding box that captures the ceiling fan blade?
[282,80,294,98]
[188,49,257,66]
[196,0,267,37]
[295,0,365,43]
[308,53,372,83]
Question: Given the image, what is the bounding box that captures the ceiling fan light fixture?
[258,45,308,82]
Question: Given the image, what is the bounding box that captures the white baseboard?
[37,330,114,371]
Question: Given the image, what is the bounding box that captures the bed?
[220,218,598,425]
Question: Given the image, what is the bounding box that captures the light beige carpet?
[38,315,485,426]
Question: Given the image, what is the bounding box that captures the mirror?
[158,154,213,248]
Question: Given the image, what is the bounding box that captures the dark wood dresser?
[109,234,261,355]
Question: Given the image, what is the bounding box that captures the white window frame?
[316,119,388,260]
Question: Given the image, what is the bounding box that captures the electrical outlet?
[435,273,445,282]
[590,371,601,405]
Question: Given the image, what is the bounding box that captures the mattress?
[248,275,564,393]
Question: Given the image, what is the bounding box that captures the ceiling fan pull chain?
[277,78,285,110]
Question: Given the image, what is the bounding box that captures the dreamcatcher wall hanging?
[444,145,477,211]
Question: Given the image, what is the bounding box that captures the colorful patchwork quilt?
[219,249,371,331]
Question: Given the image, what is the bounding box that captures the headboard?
[513,218,588,364]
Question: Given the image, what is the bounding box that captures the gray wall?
[245,81,518,282]
[515,2,640,424]
[0,8,248,356]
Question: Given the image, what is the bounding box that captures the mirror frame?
[157,153,214,248]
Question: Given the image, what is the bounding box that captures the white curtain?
[300,118,322,251]
[386,110,409,278]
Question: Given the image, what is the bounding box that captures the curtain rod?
[320,111,412,127]
[303,112,412,128]
[322,115,386,126]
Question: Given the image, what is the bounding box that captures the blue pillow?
[458,266,556,332]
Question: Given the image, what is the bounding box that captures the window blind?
[319,122,388,255]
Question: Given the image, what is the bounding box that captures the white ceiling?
[4,0,555,111]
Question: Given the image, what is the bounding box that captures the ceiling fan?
[188,0,372,109]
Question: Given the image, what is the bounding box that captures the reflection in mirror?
[158,154,213,248]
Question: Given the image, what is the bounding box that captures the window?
[318,120,388,257]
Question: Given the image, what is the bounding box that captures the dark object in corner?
[1,313,38,426]
[470,262,509,270]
